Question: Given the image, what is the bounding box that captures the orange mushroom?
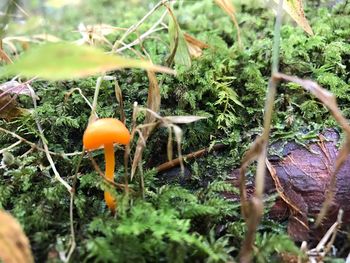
[83,118,131,213]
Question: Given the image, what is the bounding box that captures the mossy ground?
[0,0,349,262]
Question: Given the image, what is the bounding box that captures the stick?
[156,144,225,173]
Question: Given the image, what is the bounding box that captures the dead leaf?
[229,129,350,241]
[184,33,209,58]
[272,0,314,35]
[0,81,35,120]
[31,34,61,42]
[0,91,27,120]
[0,210,34,263]
[274,73,350,225]
[0,47,12,63]
[131,70,161,179]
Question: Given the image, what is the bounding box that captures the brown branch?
[156,143,225,173]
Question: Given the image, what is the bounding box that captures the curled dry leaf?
[183,33,209,58]
[214,0,242,47]
[0,210,34,263]
[0,91,26,120]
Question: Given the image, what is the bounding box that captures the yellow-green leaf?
[168,16,191,68]
[273,0,313,35]
[0,42,175,80]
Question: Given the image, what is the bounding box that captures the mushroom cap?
[83,118,131,150]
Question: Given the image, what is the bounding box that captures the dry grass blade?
[172,124,184,174]
[272,0,313,35]
[167,126,173,161]
[131,70,161,180]
[274,73,350,226]
[114,80,125,123]
[164,116,206,124]
[0,210,34,263]
[239,136,265,219]
[214,0,242,48]
[239,197,263,263]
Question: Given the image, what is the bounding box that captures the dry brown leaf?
[0,92,28,120]
[272,0,313,35]
[0,81,36,120]
[229,129,350,241]
[274,73,350,226]
[214,0,242,47]
[131,70,161,179]
[183,33,209,58]
[0,210,34,263]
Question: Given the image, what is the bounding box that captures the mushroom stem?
[104,143,116,213]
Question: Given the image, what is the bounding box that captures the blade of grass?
[239,0,284,261]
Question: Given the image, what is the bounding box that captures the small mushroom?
[83,118,131,213]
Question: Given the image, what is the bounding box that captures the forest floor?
[0,0,350,262]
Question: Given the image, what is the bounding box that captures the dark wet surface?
[228,129,350,241]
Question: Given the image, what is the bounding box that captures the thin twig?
[89,75,118,123]
[28,83,72,192]
[64,88,96,115]
[65,151,85,263]
[0,140,21,154]
[114,11,168,53]
[0,127,81,157]
[156,144,225,173]
[112,0,172,52]
[307,209,343,262]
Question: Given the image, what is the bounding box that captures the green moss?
[1,1,349,262]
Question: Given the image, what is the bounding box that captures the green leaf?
[168,17,191,68]
[0,42,174,80]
